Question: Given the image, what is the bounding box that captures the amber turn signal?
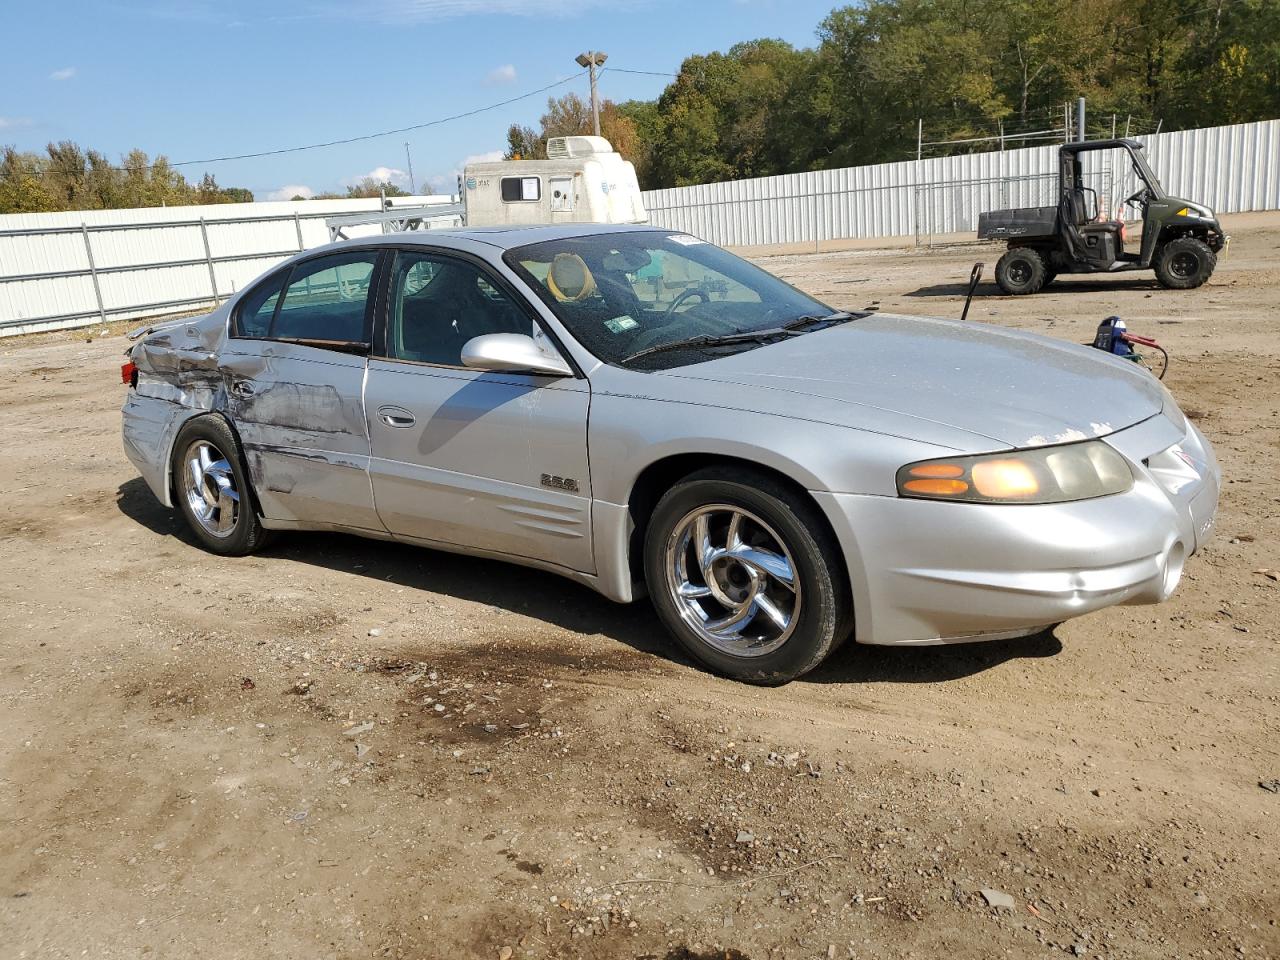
[902,478,969,496]
[906,463,965,479]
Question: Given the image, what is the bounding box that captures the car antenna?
[960,262,984,323]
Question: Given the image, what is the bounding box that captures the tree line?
[0,140,413,213]
[0,143,254,214]
[511,0,1280,189]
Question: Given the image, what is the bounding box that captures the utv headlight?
[896,440,1133,504]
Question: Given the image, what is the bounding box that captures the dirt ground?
[2,212,1278,960]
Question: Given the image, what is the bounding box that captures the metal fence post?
[294,212,305,251]
[81,223,106,324]
[199,217,218,300]
[812,188,820,254]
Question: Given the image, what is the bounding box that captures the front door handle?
[377,405,416,428]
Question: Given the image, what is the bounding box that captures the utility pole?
[1076,97,1087,142]
[576,51,608,137]
[404,142,417,195]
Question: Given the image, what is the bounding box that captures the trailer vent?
[546,136,614,159]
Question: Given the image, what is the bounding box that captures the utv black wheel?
[995,248,1047,295]
[171,415,272,556]
[643,467,852,686]
[1154,237,1215,290]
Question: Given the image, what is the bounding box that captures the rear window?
[236,275,285,337]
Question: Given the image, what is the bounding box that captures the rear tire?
[995,248,1048,295]
[643,467,852,686]
[171,415,272,556]
[1154,237,1215,289]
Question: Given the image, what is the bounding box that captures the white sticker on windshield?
[604,315,639,334]
[668,234,708,246]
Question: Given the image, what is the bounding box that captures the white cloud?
[266,184,315,201]
[424,149,506,195]
[0,116,33,130]
[49,67,77,81]
[463,150,505,166]
[486,63,517,84]
[346,165,411,189]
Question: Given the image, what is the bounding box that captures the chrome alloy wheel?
[664,504,802,657]
[181,439,240,538]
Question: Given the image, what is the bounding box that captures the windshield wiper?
[782,310,858,331]
[622,328,799,363]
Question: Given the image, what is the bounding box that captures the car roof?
[362,222,670,252]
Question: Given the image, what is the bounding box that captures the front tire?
[1154,237,1215,289]
[995,247,1048,295]
[171,416,271,556]
[643,468,852,685]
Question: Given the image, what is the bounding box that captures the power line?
[604,67,681,78]
[16,70,590,179]
[170,70,588,167]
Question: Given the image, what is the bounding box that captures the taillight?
[121,361,138,387]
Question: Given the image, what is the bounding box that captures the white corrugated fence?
[0,195,458,337]
[642,118,1280,248]
[2,119,1277,336]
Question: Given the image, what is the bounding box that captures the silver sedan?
[121,225,1219,684]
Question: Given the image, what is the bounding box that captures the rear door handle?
[377,405,416,428]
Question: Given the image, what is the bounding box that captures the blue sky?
[2,0,842,200]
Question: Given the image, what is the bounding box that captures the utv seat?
[1062,189,1126,262]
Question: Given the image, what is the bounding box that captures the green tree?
[0,147,57,212]
[0,140,254,214]
[503,93,643,166]
[345,178,410,199]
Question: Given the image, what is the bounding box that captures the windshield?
[1126,145,1166,200]
[504,231,839,370]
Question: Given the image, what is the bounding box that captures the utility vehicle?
[978,139,1227,295]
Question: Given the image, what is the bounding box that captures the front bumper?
[814,410,1219,645]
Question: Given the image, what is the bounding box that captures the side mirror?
[460,333,573,377]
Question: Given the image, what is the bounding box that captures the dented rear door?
[220,340,380,531]
[218,248,384,532]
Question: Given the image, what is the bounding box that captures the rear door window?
[272,251,380,344]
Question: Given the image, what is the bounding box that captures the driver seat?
[1065,188,1125,260]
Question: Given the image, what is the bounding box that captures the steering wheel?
[663,287,710,322]
[1124,187,1148,209]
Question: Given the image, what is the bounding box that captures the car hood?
[656,313,1166,450]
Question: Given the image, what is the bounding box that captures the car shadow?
[115,476,676,663]
[117,477,1064,685]
[803,628,1062,684]
[907,276,1161,298]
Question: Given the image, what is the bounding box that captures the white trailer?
[325,136,646,241]
[462,135,647,226]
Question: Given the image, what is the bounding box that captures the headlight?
[896,440,1133,504]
